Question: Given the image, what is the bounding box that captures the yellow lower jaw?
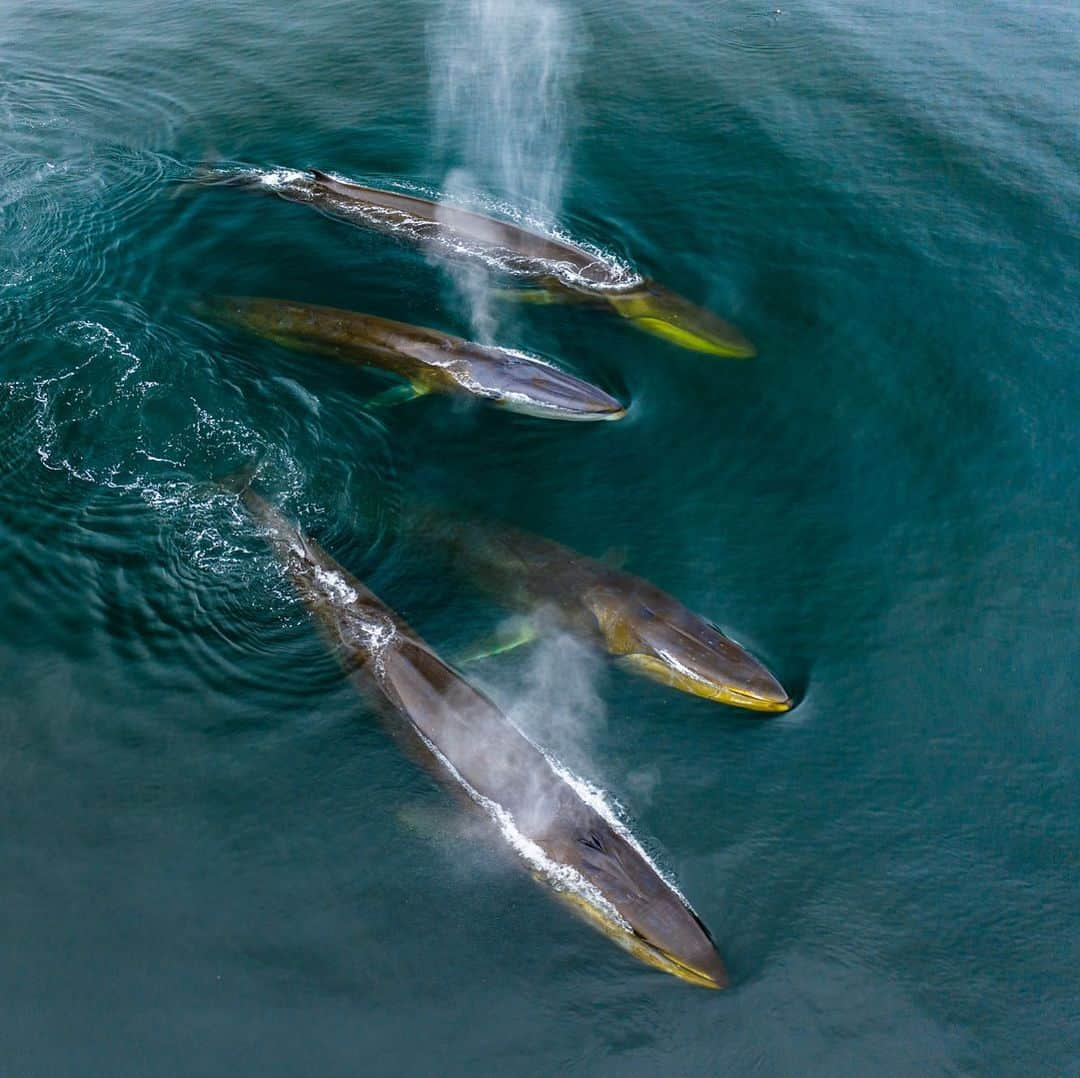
[619,654,791,712]
[729,692,792,713]
[640,949,727,989]
[559,891,725,989]
[627,316,757,358]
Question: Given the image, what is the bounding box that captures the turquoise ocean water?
[1,1,1077,1073]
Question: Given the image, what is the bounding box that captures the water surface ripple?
[0,1,1077,1075]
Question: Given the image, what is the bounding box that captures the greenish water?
[2,1,1077,1073]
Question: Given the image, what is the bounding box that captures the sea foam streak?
[412,724,633,932]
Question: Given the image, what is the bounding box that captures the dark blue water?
[2,1,1077,1073]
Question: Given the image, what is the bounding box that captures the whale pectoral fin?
[493,280,600,306]
[599,546,630,570]
[365,382,429,409]
[492,288,566,306]
[396,803,484,845]
[456,618,539,665]
[396,803,448,841]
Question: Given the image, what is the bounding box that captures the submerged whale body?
[205,295,626,421]
[201,166,756,357]
[227,479,729,988]
[423,510,792,712]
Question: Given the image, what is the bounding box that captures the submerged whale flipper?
[366,383,427,409]
[493,287,567,306]
[493,285,599,307]
[396,802,484,846]
[456,617,540,665]
[599,546,630,571]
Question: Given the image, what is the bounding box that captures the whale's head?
[558,825,729,989]
[605,280,756,358]
[585,584,791,712]
[422,341,627,422]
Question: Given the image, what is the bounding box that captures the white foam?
[310,563,360,606]
[546,754,694,911]
[257,167,307,190]
[5,319,310,589]
[410,724,632,932]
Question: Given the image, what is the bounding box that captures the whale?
[226,478,729,988]
[420,509,792,712]
[204,296,626,421]
[199,167,756,357]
